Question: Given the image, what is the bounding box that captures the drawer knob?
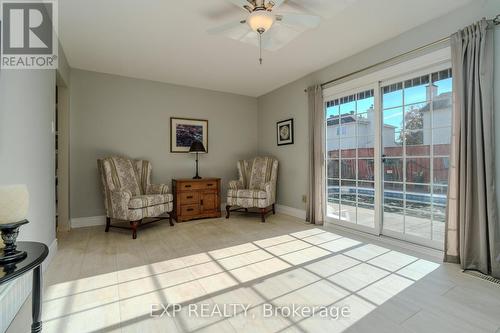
[187,208,194,212]
[207,184,213,186]
[187,196,193,199]
[185,185,192,188]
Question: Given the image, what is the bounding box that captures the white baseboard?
[71,215,106,228]
[275,204,307,220]
[72,206,307,226]
[0,238,58,333]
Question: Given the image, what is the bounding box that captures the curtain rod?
[304,14,500,93]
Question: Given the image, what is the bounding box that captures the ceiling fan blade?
[208,21,253,44]
[269,0,286,9]
[227,0,254,11]
[260,23,301,51]
[260,30,283,51]
[276,13,320,29]
[207,21,246,35]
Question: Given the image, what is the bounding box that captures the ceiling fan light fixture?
[247,10,274,33]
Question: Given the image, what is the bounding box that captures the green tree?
[399,105,423,145]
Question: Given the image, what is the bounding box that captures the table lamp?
[0,185,30,264]
[189,140,206,179]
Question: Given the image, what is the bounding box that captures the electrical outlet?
[302,195,307,203]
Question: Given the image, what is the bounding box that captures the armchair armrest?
[147,184,169,195]
[228,180,244,190]
[260,181,276,202]
[259,181,272,192]
[108,189,132,220]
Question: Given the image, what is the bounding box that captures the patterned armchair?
[97,156,174,239]
[226,156,278,222]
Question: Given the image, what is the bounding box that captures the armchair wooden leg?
[272,204,275,215]
[225,205,231,219]
[169,214,174,227]
[260,208,266,223]
[130,220,141,239]
[105,217,111,232]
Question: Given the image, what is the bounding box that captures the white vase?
[0,185,29,224]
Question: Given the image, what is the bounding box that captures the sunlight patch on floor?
[41,228,440,333]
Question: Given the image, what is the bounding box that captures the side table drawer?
[179,192,199,204]
[179,182,196,191]
[180,204,199,216]
[179,181,218,191]
[200,180,218,190]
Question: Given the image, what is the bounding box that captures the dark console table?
[0,242,49,333]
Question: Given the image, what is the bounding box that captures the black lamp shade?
[189,140,206,153]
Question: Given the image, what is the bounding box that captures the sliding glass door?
[381,69,452,248]
[325,86,379,234]
[324,62,453,249]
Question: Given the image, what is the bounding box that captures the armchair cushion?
[128,194,173,209]
[227,189,266,199]
[128,203,173,222]
[227,195,269,209]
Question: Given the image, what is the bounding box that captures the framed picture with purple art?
[170,117,208,153]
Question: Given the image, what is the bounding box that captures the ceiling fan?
[207,0,321,64]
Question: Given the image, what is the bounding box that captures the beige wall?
[69,69,258,218]
[258,0,500,211]
[0,68,56,333]
[258,79,311,211]
[0,70,56,246]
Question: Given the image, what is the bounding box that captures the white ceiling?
[59,0,473,97]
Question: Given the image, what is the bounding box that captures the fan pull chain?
[257,27,265,65]
[259,32,263,65]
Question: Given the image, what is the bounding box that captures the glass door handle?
[382,154,387,163]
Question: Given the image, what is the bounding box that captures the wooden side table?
[0,242,48,333]
[172,178,221,222]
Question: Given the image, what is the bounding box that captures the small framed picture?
[276,118,294,146]
[170,117,208,153]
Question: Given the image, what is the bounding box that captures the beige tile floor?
[7,213,500,333]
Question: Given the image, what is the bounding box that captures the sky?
[326,77,453,132]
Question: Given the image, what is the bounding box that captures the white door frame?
[57,85,71,232]
[323,82,380,236]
